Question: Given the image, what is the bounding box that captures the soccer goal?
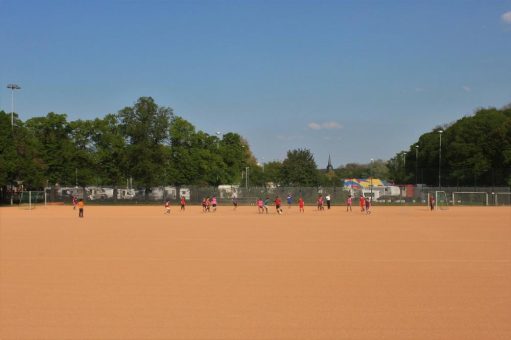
[452,192,488,206]
[18,191,46,210]
[435,191,449,210]
[494,192,511,206]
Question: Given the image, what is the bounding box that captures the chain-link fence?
[38,185,350,206]
[372,186,511,206]
[2,185,510,206]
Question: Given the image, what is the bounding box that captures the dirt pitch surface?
[1,205,510,339]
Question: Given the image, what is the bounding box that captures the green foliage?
[331,160,389,186]
[0,111,46,188]
[280,148,319,186]
[390,106,511,186]
[25,112,76,185]
[0,98,261,190]
[3,99,509,191]
[91,114,127,186]
[119,97,173,188]
[262,161,283,185]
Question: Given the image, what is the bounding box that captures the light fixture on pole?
[370,158,374,198]
[245,166,249,189]
[438,130,443,188]
[6,83,21,129]
[216,131,221,149]
[415,145,419,185]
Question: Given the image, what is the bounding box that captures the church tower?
[326,154,334,172]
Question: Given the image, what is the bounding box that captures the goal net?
[494,192,511,206]
[452,192,488,206]
[435,191,449,210]
[18,191,46,210]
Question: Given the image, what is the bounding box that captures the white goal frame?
[435,191,449,210]
[452,192,488,206]
[18,191,47,210]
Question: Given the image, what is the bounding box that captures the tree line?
[387,105,511,187]
[1,97,510,191]
[0,97,328,191]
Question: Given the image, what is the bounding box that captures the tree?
[218,132,248,184]
[91,114,127,187]
[280,149,319,186]
[69,119,97,186]
[395,106,511,186]
[25,112,76,185]
[262,161,283,186]
[0,111,45,189]
[167,116,199,185]
[118,97,173,191]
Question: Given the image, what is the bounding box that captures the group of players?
[72,193,372,217]
[161,193,372,215]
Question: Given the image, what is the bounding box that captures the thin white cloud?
[323,122,343,129]
[502,11,511,24]
[462,85,471,92]
[308,121,343,130]
[307,122,322,130]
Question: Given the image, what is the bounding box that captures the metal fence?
[2,185,510,206]
[39,185,350,206]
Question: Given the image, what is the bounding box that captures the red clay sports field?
[1,205,510,339]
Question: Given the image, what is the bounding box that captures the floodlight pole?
[415,145,419,185]
[370,158,374,198]
[7,84,21,130]
[438,130,443,188]
[245,167,249,189]
[216,131,221,149]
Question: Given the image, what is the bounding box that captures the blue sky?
[1,0,510,168]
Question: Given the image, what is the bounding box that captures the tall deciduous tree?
[119,97,173,190]
[92,114,127,187]
[0,111,45,189]
[281,149,319,186]
[25,112,76,186]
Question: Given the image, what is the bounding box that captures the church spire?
[326,154,333,172]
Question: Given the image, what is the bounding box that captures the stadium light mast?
[415,145,419,185]
[370,158,374,198]
[7,83,21,129]
[438,130,443,188]
[245,166,249,189]
[216,131,221,149]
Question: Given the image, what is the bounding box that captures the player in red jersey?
[298,196,305,213]
[274,196,283,214]
[317,194,324,211]
[346,195,353,212]
[180,196,186,211]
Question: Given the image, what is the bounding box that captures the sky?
[1,0,510,168]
